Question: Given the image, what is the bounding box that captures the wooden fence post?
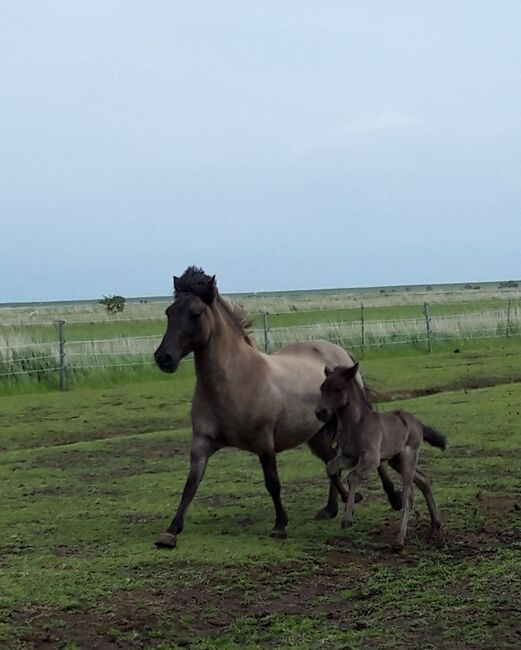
[57,320,66,390]
[423,303,432,353]
[263,313,270,353]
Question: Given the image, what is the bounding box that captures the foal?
[316,364,446,547]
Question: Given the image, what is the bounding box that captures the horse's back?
[275,340,354,367]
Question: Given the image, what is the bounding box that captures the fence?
[0,301,519,390]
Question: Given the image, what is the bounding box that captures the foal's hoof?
[269,528,287,540]
[314,507,338,520]
[154,532,177,549]
[340,518,353,529]
[354,492,364,504]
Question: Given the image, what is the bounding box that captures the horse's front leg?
[155,433,218,549]
[259,452,289,539]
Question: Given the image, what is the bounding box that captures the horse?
[153,267,400,548]
[316,363,446,547]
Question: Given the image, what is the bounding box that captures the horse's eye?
[189,312,201,321]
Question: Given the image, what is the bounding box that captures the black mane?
[174,266,216,303]
[174,266,254,346]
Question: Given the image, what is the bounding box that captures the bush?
[99,295,126,314]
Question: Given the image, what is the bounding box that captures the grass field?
[1,344,520,648]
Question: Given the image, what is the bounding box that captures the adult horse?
[153,267,399,548]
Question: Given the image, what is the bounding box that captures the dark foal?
[316,364,446,547]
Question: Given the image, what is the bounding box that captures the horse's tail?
[422,425,447,450]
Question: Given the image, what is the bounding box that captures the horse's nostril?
[155,349,173,368]
[316,408,327,421]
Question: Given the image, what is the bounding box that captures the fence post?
[360,302,365,351]
[263,312,270,353]
[506,299,512,336]
[423,302,432,353]
[57,320,66,390]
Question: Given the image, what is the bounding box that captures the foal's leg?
[155,433,217,549]
[413,470,442,533]
[259,453,289,539]
[395,447,417,548]
[342,453,378,528]
[307,430,348,519]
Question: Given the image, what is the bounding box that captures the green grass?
[1,346,520,648]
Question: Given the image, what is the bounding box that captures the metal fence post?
[423,302,432,353]
[361,302,365,351]
[506,299,512,336]
[263,312,270,353]
[57,320,66,390]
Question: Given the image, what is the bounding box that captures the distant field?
[1,345,520,648]
[0,281,519,393]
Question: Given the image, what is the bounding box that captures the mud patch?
[374,375,521,403]
[32,437,189,471]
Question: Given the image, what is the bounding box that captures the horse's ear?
[324,366,333,377]
[341,363,359,381]
[173,276,181,293]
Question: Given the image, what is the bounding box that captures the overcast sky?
[1,1,520,302]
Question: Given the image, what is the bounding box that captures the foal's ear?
[173,275,181,293]
[324,366,333,377]
[341,363,359,381]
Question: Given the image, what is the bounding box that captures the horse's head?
[154,267,217,373]
[315,363,359,422]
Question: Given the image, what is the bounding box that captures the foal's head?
[154,267,218,373]
[315,363,359,423]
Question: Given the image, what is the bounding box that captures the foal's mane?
[346,372,374,411]
[176,266,254,347]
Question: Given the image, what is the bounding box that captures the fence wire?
[0,305,519,385]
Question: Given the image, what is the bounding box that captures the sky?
[1,1,520,302]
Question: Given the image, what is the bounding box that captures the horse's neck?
[193,303,260,396]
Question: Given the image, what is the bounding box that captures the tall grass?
[0,294,519,394]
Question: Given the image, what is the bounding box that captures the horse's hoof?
[269,528,287,540]
[154,532,177,549]
[392,541,405,552]
[315,507,338,520]
[340,518,353,529]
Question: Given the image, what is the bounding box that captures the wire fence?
[0,301,519,389]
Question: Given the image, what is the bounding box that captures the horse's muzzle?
[154,349,180,373]
[315,408,330,423]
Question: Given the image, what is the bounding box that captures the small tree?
[99,295,126,314]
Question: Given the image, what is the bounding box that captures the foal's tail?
[422,425,447,450]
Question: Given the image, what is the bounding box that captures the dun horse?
[316,364,446,547]
[153,267,400,548]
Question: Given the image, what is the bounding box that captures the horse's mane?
[176,266,254,347]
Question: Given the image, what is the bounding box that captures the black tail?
[422,425,447,450]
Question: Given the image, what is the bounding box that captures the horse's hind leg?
[307,430,348,519]
[377,464,402,511]
[259,453,289,539]
[155,434,217,549]
[413,470,442,533]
